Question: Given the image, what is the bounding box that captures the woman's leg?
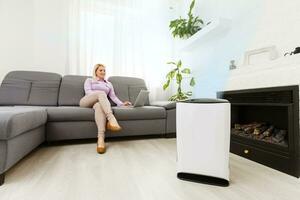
[80,91,120,128]
[93,102,106,138]
[96,91,121,130]
[79,92,121,151]
[93,102,106,153]
[79,93,100,108]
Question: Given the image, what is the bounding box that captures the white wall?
[0,0,34,80]
[32,0,69,75]
[249,0,300,56]
[175,0,263,98]
[0,0,69,82]
[175,0,300,98]
[1,0,300,91]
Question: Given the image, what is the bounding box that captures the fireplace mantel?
[225,54,300,92]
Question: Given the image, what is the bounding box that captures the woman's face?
[96,66,106,80]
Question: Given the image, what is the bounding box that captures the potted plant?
[169,0,205,39]
[163,60,196,101]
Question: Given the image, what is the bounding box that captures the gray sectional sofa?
[0,71,176,186]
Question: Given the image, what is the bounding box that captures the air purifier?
[176,98,231,186]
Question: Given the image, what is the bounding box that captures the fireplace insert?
[218,85,299,177]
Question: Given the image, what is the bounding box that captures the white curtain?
[67,0,176,101]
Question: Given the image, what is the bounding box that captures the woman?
[79,64,132,154]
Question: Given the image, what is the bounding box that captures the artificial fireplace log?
[235,122,260,129]
[234,123,248,130]
[262,125,275,137]
[231,122,288,147]
[244,126,255,134]
[234,123,256,130]
[253,125,268,135]
[272,130,287,143]
[231,128,244,135]
[234,122,265,134]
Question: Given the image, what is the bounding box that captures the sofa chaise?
[0,71,176,186]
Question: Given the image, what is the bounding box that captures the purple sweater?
[83,78,124,106]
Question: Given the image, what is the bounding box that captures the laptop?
[128,90,149,107]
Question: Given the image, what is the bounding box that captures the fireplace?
[217,85,300,177]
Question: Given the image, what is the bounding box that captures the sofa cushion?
[58,75,88,106]
[112,106,166,120]
[0,107,47,140]
[46,107,94,122]
[0,71,62,106]
[46,106,166,122]
[108,76,150,106]
[150,101,176,110]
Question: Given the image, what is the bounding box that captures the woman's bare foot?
[97,137,106,154]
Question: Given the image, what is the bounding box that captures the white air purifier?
[176,98,231,186]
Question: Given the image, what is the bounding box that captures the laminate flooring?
[0,138,299,200]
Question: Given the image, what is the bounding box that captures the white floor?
[0,138,300,200]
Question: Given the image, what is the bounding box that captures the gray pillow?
[0,78,31,105]
[128,85,149,105]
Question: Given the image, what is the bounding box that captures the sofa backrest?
[58,75,88,106]
[58,75,149,106]
[108,76,149,105]
[0,71,62,106]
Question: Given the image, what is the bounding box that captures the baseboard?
[0,173,5,186]
[44,134,167,146]
[165,132,176,138]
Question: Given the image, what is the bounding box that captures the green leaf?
[189,0,195,15]
[168,0,205,39]
[166,69,177,79]
[167,61,176,65]
[190,77,196,86]
[168,92,190,101]
[176,73,182,84]
[181,68,191,74]
[166,71,171,79]
[170,69,176,78]
[163,79,170,90]
[168,94,178,101]
[177,60,182,68]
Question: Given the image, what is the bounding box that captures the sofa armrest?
[150,101,176,110]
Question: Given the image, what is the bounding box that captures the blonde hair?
[93,63,106,79]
